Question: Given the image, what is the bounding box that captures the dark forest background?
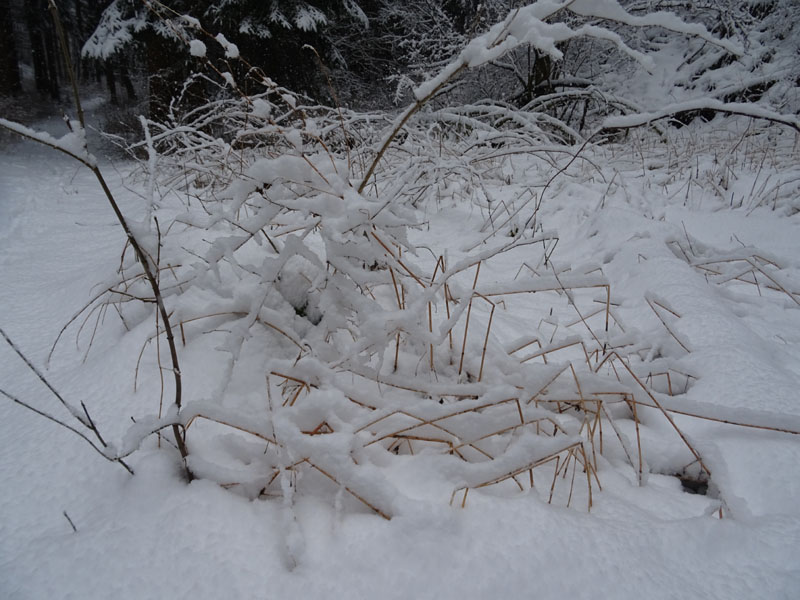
[1,1,797,136]
[0,1,488,117]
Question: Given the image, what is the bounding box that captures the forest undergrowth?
[3,0,800,532]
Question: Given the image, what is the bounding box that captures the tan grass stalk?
[459,262,482,376]
[645,296,690,353]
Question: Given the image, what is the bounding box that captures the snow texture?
[215,33,240,59]
[189,39,207,58]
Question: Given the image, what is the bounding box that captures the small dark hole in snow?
[679,476,708,495]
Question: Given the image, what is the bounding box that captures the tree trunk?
[30,29,49,95]
[120,65,137,102]
[26,0,60,101]
[0,1,22,95]
[44,29,61,101]
[105,61,118,105]
[146,32,176,121]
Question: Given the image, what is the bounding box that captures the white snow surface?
[2,117,800,599]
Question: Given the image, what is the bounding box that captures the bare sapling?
[0,0,190,478]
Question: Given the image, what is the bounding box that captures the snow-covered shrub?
[97,0,764,517]
[8,1,800,526]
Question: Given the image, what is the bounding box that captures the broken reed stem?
[477,294,495,382]
[371,232,426,288]
[630,397,645,486]
[455,443,583,509]
[567,449,578,508]
[548,456,561,504]
[646,296,690,353]
[428,301,435,371]
[389,267,403,371]
[748,259,800,306]
[306,460,391,520]
[580,445,593,511]
[599,402,637,473]
[552,267,604,349]
[459,262,482,376]
[62,511,78,533]
[444,284,454,351]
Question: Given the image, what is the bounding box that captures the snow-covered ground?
[2,117,800,599]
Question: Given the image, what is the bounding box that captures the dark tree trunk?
[26,0,60,101]
[146,32,175,121]
[105,61,118,105]
[72,0,84,80]
[30,29,49,95]
[0,1,22,95]
[44,30,61,101]
[120,65,136,102]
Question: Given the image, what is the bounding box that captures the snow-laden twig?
[0,118,95,166]
[0,383,134,475]
[602,99,800,133]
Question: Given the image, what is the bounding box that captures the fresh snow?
[189,39,207,58]
[215,33,240,59]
